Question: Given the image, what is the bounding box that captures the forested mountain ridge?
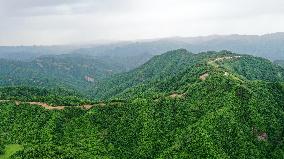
[92,49,284,100]
[1,49,284,158]
[1,49,282,100]
[215,54,284,82]
[0,54,126,94]
[92,49,196,99]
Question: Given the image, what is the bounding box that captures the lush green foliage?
[1,79,284,158]
[93,50,284,99]
[0,54,124,95]
[93,49,196,99]
[0,144,23,159]
[0,103,110,158]
[0,86,93,106]
[220,55,284,81]
[0,143,4,155]
[1,49,284,158]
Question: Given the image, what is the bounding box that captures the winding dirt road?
[0,100,105,110]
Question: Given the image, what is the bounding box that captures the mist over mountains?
[1,33,284,63]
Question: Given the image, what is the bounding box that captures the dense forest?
[0,86,94,106]
[92,50,284,99]
[0,49,284,158]
[0,54,128,95]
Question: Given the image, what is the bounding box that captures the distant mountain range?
[275,60,284,68]
[0,33,284,69]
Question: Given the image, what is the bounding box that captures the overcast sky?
[0,0,284,45]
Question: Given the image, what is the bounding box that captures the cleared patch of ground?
[169,93,185,98]
[208,56,242,68]
[199,73,209,81]
[257,132,268,141]
[208,56,241,64]
[0,144,23,159]
[28,102,65,110]
[0,100,107,110]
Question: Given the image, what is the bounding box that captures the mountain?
[72,33,284,63]
[0,54,126,94]
[177,33,284,60]
[0,45,80,61]
[71,40,191,71]
[92,49,196,99]
[2,33,283,72]
[93,49,284,99]
[0,49,284,158]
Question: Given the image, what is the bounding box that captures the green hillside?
[93,50,284,99]
[0,49,284,158]
[0,86,93,106]
[218,55,284,81]
[0,144,23,159]
[1,77,284,158]
[0,54,125,94]
[93,49,196,99]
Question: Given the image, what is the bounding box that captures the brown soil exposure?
[252,127,268,141]
[169,93,185,98]
[0,99,111,110]
[199,73,209,81]
[15,101,20,105]
[28,102,65,110]
[209,56,242,63]
[81,105,93,110]
[257,132,268,141]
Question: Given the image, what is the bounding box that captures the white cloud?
[0,0,284,45]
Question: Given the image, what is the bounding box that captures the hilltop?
[93,49,284,99]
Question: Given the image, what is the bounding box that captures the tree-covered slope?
[0,54,125,94]
[93,50,284,99]
[218,55,284,82]
[0,86,93,106]
[0,71,284,158]
[93,49,196,99]
[1,49,284,158]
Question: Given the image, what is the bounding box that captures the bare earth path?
[0,100,104,110]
